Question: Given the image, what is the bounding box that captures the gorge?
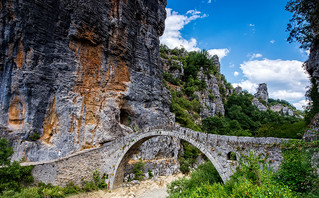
[0,0,318,197]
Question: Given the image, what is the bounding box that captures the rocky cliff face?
[0,0,175,162]
[161,51,230,120]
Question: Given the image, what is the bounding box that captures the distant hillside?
[161,45,306,139]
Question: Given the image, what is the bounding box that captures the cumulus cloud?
[160,8,229,61]
[249,24,255,27]
[208,0,212,3]
[234,58,310,110]
[270,40,275,44]
[160,8,206,51]
[208,49,230,61]
[234,71,239,77]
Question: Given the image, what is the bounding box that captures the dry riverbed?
[69,173,184,198]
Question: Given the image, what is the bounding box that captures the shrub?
[63,182,81,195]
[0,187,41,198]
[28,130,40,141]
[83,181,98,192]
[148,170,153,179]
[168,162,222,197]
[133,159,145,181]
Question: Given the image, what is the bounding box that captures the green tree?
[286,0,319,49]
[0,139,13,166]
[0,138,34,193]
[275,140,319,195]
[305,78,319,123]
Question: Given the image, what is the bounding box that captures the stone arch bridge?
[24,126,286,189]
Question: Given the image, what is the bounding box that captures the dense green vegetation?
[305,78,319,124]
[202,92,306,139]
[161,44,306,139]
[168,161,222,197]
[168,142,319,197]
[276,140,319,196]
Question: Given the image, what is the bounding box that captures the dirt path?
[69,174,184,198]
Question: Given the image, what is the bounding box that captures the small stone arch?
[109,130,227,189]
[227,151,237,161]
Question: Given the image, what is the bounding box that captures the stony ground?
[68,174,185,198]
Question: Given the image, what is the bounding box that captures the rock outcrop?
[254,83,269,103]
[196,67,226,118]
[234,86,243,95]
[270,104,294,116]
[162,52,229,119]
[252,98,267,112]
[0,0,175,162]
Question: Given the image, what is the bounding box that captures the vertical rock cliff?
[0,0,174,161]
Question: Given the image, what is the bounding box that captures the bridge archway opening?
[227,152,237,161]
[111,133,225,189]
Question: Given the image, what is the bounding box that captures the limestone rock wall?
[162,54,229,119]
[0,0,174,162]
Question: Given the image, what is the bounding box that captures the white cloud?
[249,53,263,60]
[249,24,255,27]
[208,49,230,61]
[160,8,229,61]
[272,90,304,100]
[208,0,212,3]
[270,40,275,44]
[240,59,308,87]
[293,100,308,110]
[232,80,258,93]
[160,8,206,51]
[235,58,310,110]
[234,71,239,77]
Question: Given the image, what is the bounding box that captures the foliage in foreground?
[167,161,222,197]
[0,138,34,193]
[275,140,319,197]
[168,146,319,198]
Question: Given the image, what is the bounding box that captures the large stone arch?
[109,129,226,189]
[27,126,284,189]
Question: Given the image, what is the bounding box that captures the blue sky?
[160,0,310,110]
